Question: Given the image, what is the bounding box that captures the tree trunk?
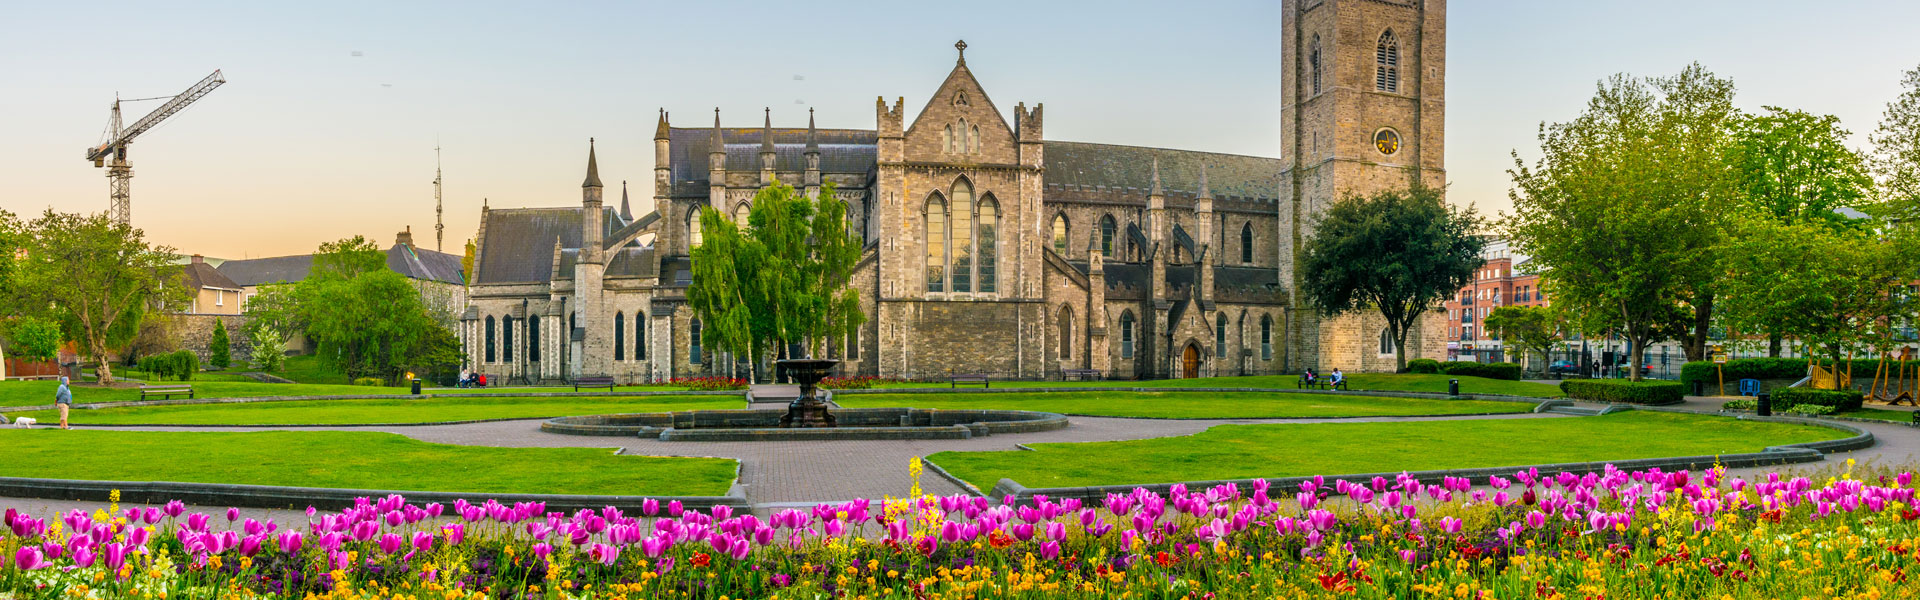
[1768,333,1782,358]
[90,337,114,384]
[1392,321,1409,373]
[1686,294,1713,362]
[1628,338,1647,383]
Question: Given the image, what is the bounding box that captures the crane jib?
[85,69,225,162]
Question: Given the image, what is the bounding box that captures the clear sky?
[4,0,1918,259]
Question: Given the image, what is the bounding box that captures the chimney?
[190,254,205,264]
[397,226,414,247]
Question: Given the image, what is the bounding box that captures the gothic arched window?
[689,318,703,365]
[1215,313,1227,358]
[926,196,947,293]
[1099,215,1116,258]
[951,180,973,293]
[1120,311,1136,359]
[958,118,970,154]
[1379,327,1397,356]
[528,315,541,362]
[636,315,646,360]
[1260,315,1274,360]
[614,312,626,361]
[485,316,497,363]
[971,126,981,153]
[733,204,750,227]
[687,207,703,250]
[1310,34,1323,95]
[1376,30,1400,93]
[1052,215,1069,256]
[978,196,998,293]
[502,315,515,362]
[943,125,954,154]
[1059,305,1074,361]
[1241,223,1255,264]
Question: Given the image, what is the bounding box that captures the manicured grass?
[835,391,1530,419]
[0,380,402,407]
[872,373,1564,397]
[9,395,742,425]
[1838,407,1919,422]
[0,430,735,496]
[928,411,1847,490]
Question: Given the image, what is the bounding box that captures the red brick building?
[1443,239,1542,363]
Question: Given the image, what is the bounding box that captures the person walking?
[54,376,73,430]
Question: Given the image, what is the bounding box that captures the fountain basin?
[542,407,1068,441]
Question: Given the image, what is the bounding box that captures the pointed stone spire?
[710,108,724,146]
[582,138,603,188]
[805,108,819,153]
[1197,164,1211,199]
[654,109,670,141]
[760,107,775,152]
[1149,156,1163,197]
[620,181,633,221]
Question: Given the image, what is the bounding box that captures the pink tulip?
[642,498,660,516]
[72,546,97,568]
[277,531,303,554]
[1399,549,1417,563]
[442,523,465,546]
[226,507,240,522]
[378,533,403,554]
[14,547,48,570]
[1040,541,1061,560]
[532,542,552,559]
[411,531,434,552]
[103,543,129,574]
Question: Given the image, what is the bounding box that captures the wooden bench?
[1062,368,1103,381]
[139,385,194,400]
[1295,379,1350,391]
[951,374,990,389]
[573,376,616,392]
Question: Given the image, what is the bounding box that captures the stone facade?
[464,6,1451,381]
[172,313,253,366]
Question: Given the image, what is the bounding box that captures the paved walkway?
[6,396,1919,517]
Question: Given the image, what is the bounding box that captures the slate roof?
[1060,261,1284,305]
[385,243,466,285]
[1042,141,1282,203]
[216,254,314,287]
[666,127,877,196]
[184,262,241,291]
[473,207,627,285]
[218,244,466,288]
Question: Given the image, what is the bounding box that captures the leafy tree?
[312,235,387,281]
[1715,219,1913,367]
[10,211,187,383]
[3,316,63,362]
[687,182,866,378]
[462,238,476,283]
[1508,64,1738,380]
[242,284,304,336]
[1300,184,1484,372]
[301,269,448,383]
[0,209,20,313]
[1484,305,1567,375]
[1871,63,1920,220]
[208,318,231,369]
[248,323,286,372]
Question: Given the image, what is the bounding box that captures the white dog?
[11,417,36,429]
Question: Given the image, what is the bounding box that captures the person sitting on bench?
[1302,368,1317,384]
[1329,368,1344,386]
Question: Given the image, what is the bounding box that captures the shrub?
[1559,379,1686,404]
[1439,361,1522,381]
[1679,357,1917,387]
[137,350,200,381]
[209,319,231,370]
[821,376,879,390]
[1785,404,1838,416]
[352,377,385,387]
[1721,398,1757,410]
[249,325,285,372]
[1770,388,1863,411]
[1406,358,1442,374]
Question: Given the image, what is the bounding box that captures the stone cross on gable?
[955,40,966,64]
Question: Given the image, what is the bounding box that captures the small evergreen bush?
[1559,379,1686,404]
[1770,388,1863,411]
[209,320,231,370]
[1439,361,1523,381]
[1406,358,1442,374]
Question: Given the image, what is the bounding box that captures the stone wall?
[172,313,253,367]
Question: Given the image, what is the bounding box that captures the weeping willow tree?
[687,182,866,380]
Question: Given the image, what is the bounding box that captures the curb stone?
[920,455,986,496]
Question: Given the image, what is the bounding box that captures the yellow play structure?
[1869,348,1917,406]
[1808,355,1852,391]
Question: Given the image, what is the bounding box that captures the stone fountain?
[776,358,838,428]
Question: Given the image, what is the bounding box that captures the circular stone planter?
[542,407,1068,441]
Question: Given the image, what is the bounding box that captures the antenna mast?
[434,145,445,252]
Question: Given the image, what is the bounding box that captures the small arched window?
[1379,327,1397,356]
[978,197,998,293]
[1310,34,1323,95]
[689,318,703,365]
[951,181,973,293]
[943,125,954,153]
[502,315,515,362]
[926,196,947,293]
[1099,215,1117,258]
[958,118,970,153]
[1215,313,1227,358]
[1120,312,1136,359]
[614,312,626,361]
[1059,305,1074,361]
[687,207,704,250]
[1241,223,1255,264]
[528,315,541,362]
[1260,315,1274,361]
[971,126,981,153]
[1051,215,1069,256]
[1376,30,1400,93]
[485,316,497,363]
[636,315,647,360]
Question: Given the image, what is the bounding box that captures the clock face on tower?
[1374,128,1401,156]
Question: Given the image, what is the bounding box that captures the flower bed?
[5,464,1919,598]
[660,377,747,391]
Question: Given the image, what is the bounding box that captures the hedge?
[1406,358,1442,374]
[1439,361,1522,381]
[136,350,199,382]
[1680,357,1920,386]
[1559,379,1686,405]
[1769,388,1864,412]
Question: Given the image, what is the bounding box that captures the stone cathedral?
[460,0,1449,384]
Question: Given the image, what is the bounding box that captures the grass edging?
[963,414,1872,502]
[0,390,747,413]
[920,455,987,496]
[0,463,750,513]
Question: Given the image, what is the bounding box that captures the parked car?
[1548,361,1581,375]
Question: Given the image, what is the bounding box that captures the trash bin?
[1692,380,1705,396]
[1448,379,1459,396]
[1756,392,1771,417]
[411,378,423,396]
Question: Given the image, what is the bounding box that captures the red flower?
[692,552,710,568]
[1154,551,1176,568]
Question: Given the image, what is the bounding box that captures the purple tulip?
[1039,541,1061,560]
[656,556,674,574]
[411,531,434,552]
[378,533,403,554]
[14,547,48,570]
[590,543,620,565]
[40,541,62,560]
[164,501,185,518]
[185,513,210,533]
[127,526,151,547]
[103,543,129,573]
[442,523,465,546]
[277,530,303,554]
[1400,549,1418,563]
[225,507,240,522]
[642,498,660,516]
[72,546,97,568]
[1012,523,1034,541]
[239,535,264,557]
[532,542,552,559]
[142,507,162,524]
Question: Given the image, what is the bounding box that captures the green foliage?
[687,182,867,369]
[1770,388,1864,411]
[1784,404,1838,416]
[248,324,286,372]
[1680,358,1809,386]
[1406,358,1442,374]
[1871,63,1920,220]
[4,316,63,362]
[301,269,452,383]
[1558,379,1687,404]
[1715,220,1913,361]
[1508,64,1738,379]
[123,314,177,368]
[1483,306,1567,372]
[1725,106,1874,227]
[1722,398,1757,410]
[1300,184,1484,371]
[312,235,387,281]
[462,239,476,283]
[242,284,303,336]
[0,210,19,310]
[1439,361,1523,381]
[9,210,188,383]
[208,319,231,370]
[352,377,385,387]
[138,350,199,382]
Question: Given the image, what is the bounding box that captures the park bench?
[1295,379,1350,391]
[951,374,990,389]
[139,384,194,400]
[1062,368,1103,381]
[573,376,616,392]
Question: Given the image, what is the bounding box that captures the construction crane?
[86,70,226,225]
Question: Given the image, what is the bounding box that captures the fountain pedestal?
[777,358,839,428]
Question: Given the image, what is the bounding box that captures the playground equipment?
[1869,348,1917,406]
[1809,356,1853,391]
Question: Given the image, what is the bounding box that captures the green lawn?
[871,373,1564,397]
[835,391,1530,419]
[928,411,1846,490]
[0,430,735,496]
[0,380,400,407]
[9,395,742,425]
[1838,407,1918,422]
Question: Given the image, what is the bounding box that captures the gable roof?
[184,261,241,291]
[218,245,466,287]
[1043,141,1282,203]
[473,206,623,285]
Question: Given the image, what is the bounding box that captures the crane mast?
[87,69,226,225]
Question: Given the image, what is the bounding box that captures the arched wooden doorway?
[1181,344,1201,379]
